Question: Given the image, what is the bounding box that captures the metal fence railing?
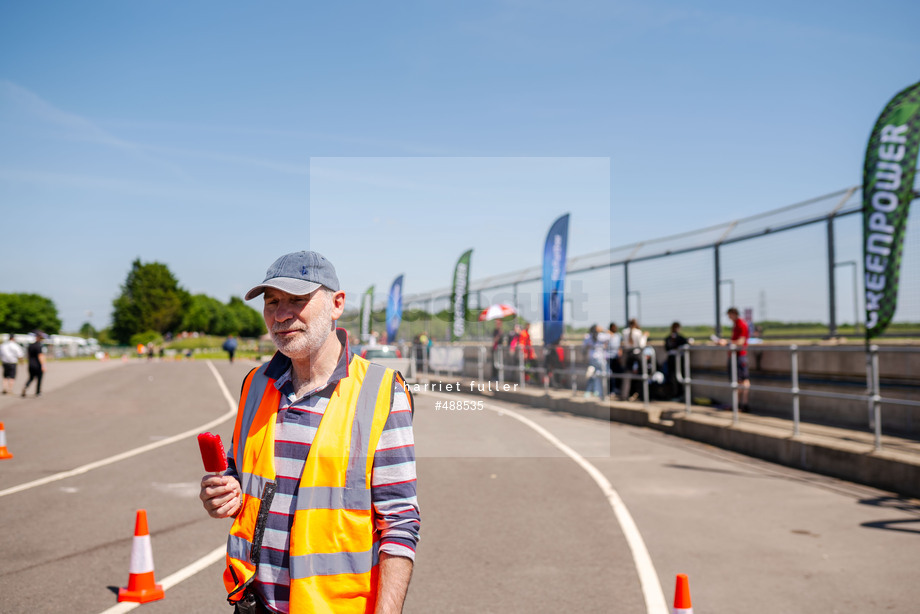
[674,344,920,451]
[350,186,919,341]
[410,341,920,452]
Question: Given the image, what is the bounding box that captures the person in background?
[664,321,690,400]
[718,307,751,411]
[21,332,46,397]
[607,323,623,398]
[508,323,522,351]
[621,319,647,402]
[222,335,238,364]
[582,324,609,398]
[415,332,430,373]
[491,321,505,381]
[1,335,25,395]
[516,322,536,382]
[544,342,565,388]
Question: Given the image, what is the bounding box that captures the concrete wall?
[656,343,920,436]
[430,342,920,435]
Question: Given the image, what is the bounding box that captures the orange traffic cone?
[0,422,13,460]
[673,573,693,614]
[118,509,165,603]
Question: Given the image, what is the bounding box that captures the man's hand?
[375,553,413,614]
[200,474,242,519]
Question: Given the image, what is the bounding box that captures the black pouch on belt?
[234,591,260,614]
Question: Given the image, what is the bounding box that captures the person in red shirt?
[719,307,751,411]
[512,322,537,382]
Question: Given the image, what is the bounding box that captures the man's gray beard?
[271,296,334,360]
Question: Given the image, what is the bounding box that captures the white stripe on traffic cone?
[117,509,165,603]
[0,422,13,460]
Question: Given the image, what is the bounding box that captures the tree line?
[111,259,265,344]
[1,259,265,345]
[0,293,63,335]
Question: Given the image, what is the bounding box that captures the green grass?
[166,335,259,350]
[181,350,263,361]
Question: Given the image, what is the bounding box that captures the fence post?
[827,217,838,338]
[498,346,504,385]
[624,262,631,324]
[714,244,722,337]
[602,355,610,400]
[519,347,525,389]
[791,344,800,437]
[682,344,692,414]
[641,349,649,410]
[730,345,739,425]
[478,345,485,384]
[871,345,882,451]
[570,345,577,397]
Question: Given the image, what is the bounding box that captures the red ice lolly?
[198,432,228,474]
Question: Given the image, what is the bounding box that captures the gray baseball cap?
[245,251,340,300]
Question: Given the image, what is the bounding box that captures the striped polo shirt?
[227,330,419,614]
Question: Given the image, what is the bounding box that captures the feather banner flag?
[360,285,374,342]
[449,250,472,342]
[542,214,570,345]
[386,275,404,343]
[863,81,920,340]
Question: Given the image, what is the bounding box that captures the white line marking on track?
[0,360,237,498]
[425,391,669,614]
[96,544,226,614]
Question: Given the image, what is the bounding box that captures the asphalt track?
[1,359,919,613]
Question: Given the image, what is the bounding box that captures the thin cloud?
[97,117,455,156]
[0,80,186,177]
[138,144,310,176]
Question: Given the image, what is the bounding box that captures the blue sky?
[1,1,918,332]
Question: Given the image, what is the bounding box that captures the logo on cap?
[301,265,309,275]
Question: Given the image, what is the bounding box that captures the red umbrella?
[478,304,517,321]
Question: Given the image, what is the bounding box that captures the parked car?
[361,345,402,359]
[359,345,414,381]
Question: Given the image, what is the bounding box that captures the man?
[606,323,623,398]
[222,335,239,364]
[1,335,25,395]
[582,324,609,398]
[200,251,419,614]
[620,319,646,402]
[490,320,504,381]
[21,333,46,397]
[718,307,751,411]
[663,321,689,401]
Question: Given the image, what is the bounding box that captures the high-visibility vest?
[224,354,397,613]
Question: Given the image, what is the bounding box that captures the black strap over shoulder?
[241,367,258,397]
[393,370,414,416]
[249,481,277,566]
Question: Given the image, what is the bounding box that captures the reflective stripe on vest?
[228,533,380,577]
[236,477,373,510]
[224,357,392,612]
[291,542,380,578]
[232,363,271,476]
[346,363,387,491]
